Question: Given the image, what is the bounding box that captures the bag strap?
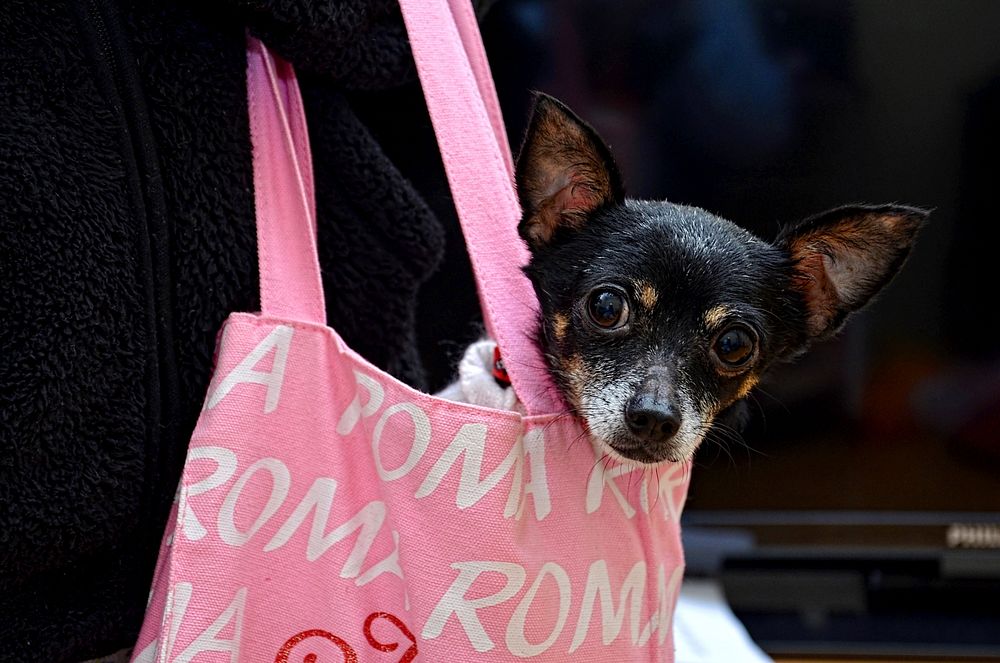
[398,0,560,415]
[246,37,326,325]
[446,0,515,183]
[246,3,561,415]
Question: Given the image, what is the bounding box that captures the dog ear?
[777,204,926,341]
[516,94,624,251]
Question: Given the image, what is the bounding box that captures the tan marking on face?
[559,353,587,407]
[703,305,731,329]
[733,374,759,401]
[552,312,569,342]
[635,280,658,310]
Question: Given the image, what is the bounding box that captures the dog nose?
[625,395,681,441]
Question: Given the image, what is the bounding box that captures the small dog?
[445,94,924,466]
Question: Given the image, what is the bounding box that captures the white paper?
[674,579,773,663]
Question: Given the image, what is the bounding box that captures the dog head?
[517,94,924,464]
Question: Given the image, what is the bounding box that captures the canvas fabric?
[131,0,690,660]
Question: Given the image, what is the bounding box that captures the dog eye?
[712,324,757,369]
[586,288,629,329]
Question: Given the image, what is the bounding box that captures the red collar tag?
[492,346,511,387]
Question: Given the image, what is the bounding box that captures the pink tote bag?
[131,1,690,660]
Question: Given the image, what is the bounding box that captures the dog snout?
[625,391,681,442]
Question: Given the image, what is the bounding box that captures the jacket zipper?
[75,0,180,565]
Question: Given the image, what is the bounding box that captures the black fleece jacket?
[0,0,483,658]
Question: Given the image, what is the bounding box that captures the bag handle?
[247,2,562,415]
[445,0,515,183]
[398,0,560,415]
[247,37,326,326]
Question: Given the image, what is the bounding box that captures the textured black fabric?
[0,2,154,657]
[0,0,459,658]
[232,0,417,90]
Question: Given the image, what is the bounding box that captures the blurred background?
[371,0,1000,658]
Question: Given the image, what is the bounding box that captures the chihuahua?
[444,94,924,466]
